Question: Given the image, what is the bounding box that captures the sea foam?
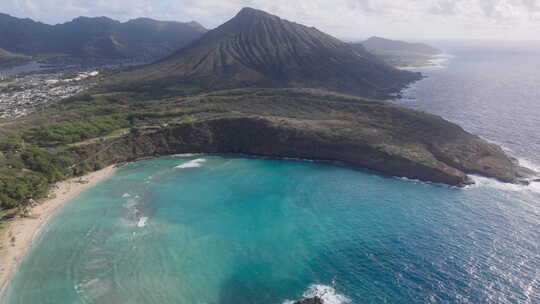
[398,53,453,71]
[173,153,201,158]
[122,196,149,228]
[517,158,540,175]
[175,158,207,169]
[469,175,540,194]
[137,217,148,228]
[464,157,540,194]
[283,284,350,304]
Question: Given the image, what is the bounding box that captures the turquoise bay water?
[2,155,539,304]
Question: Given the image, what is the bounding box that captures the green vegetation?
[60,73,79,80]
[22,116,130,146]
[0,132,23,151]
[68,128,130,147]
[0,88,210,213]
[0,143,74,210]
[162,86,202,95]
[181,116,198,124]
[0,215,7,229]
[62,93,94,103]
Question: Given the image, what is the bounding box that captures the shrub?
[23,117,130,145]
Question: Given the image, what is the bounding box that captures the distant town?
[0,69,100,119]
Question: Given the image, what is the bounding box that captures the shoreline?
[0,165,117,293]
[396,53,453,70]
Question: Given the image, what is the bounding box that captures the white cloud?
[1,0,539,40]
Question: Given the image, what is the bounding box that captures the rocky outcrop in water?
[293,297,323,304]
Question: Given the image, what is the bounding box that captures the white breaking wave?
[175,158,207,169]
[426,53,454,69]
[122,193,131,198]
[281,157,317,163]
[173,153,201,158]
[517,158,540,175]
[122,196,149,228]
[468,175,540,195]
[137,217,149,228]
[303,285,350,304]
[283,284,350,304]
[398,53,454,71]
[466,158,540,194]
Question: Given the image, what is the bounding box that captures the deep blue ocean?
[1,42,540,304]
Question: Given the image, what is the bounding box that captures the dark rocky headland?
[64,88,529,187]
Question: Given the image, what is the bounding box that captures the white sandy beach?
[0,165,116,292]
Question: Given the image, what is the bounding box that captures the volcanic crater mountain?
[112,7,421,98]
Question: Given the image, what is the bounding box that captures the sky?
[1,0,540,41]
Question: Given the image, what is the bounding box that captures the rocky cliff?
[68,88,526,187]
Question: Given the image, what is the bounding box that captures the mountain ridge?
[354,36,442,67]
[0,12,207,61]
[363,36,441,55]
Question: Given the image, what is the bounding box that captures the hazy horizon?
[1,0,540,42]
